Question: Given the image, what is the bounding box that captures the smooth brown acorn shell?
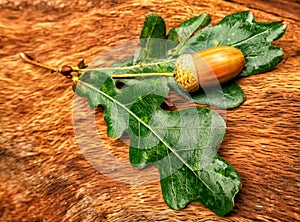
[174,46,245,92]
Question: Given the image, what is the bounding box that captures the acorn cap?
[174,54,200,92]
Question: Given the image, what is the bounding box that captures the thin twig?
[20,52,61,72]
[20,52,175,80]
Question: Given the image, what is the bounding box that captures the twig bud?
[61,65,73,76]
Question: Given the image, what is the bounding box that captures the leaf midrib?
[79,79,215,193]
[231,25,277,47]
[172,15,208,56]
[179,15,207,44]
[144,16,160,54]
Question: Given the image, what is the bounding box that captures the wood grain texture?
[0,0,299,221]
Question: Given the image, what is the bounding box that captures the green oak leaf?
[177,11,286,77]
[73,70,241,216]
[191,82,245,109]
[133,11,286,109]
[167,13,211,43]
[167,13,211,52]
[158,154,240,216]
[72,11,286,216]
[139,14,167,61]
[168,78,245,110]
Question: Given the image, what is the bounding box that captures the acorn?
[20,46,245,92]
[174,46,245,92]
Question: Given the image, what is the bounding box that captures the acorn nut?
[174,46,245,92]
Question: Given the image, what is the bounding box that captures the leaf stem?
[112,73,174,78]
[19,52,56,72]
[19,52,89,74]
[82,59,175,73]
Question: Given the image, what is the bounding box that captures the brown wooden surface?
[0,0,299,221]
